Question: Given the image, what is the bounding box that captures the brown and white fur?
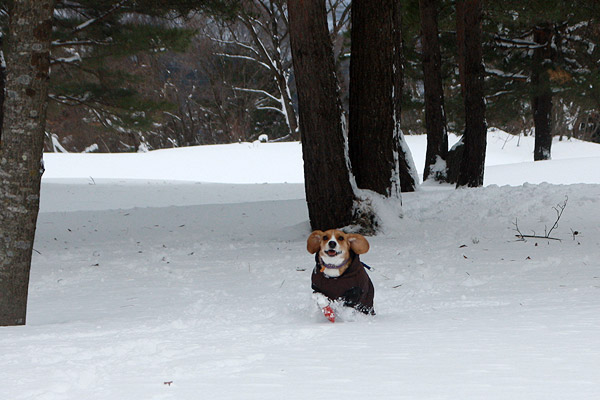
[307,229,370,278]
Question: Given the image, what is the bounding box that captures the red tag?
[322,306,335,323]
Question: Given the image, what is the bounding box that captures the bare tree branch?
[514,197,568,242]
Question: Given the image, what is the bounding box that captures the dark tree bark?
[393,1,418,193]
[349,0,403,197]
[0,0,55,326]
[0,34,5,140]
[456,0,487,188]
[456,0,466,97]
[288,0,355,231]
[532,24,554,161]
[419,0,448,182]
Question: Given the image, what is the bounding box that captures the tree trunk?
[349,0,403,198]
[0,0,55,326]
[288,0,355,231]
[456,0,487,188]
[0,34,5,141]
[532,24,554,161]
[394,2,418,193]
[420,0,449,182]
[456,0,466,97]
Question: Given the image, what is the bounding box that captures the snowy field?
[2,130,600,399]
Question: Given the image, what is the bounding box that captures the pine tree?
[419,0,449,182]
[456,0,486,188]
[349,0,405,198]
[46,0,198,151]
[485,1,600,155]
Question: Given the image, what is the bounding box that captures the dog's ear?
[307,230,324,254]
[348,233,369,254]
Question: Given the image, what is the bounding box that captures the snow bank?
[42,130,600,185]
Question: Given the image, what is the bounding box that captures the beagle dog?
[307,229,375,320]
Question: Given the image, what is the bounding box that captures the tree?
[455,0,486,188]
[0,0,55,326]
[348,0,415,199]
[531,23,554,161]
[155,26,284,146]
[419,0,449,182]
[349,0,417,196]
[46,0,197,152]
[288,0,355,230]
[484,1,600,155]
[349,0,401,197]
[205,0,299,141]
[0,0,239,152]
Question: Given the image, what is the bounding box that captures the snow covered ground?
[2,130,600,399]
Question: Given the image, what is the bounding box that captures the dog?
[307,229,375,320]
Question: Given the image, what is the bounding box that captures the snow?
[3,129,600,399]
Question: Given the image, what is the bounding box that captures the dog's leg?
[312,292,330,308]
[311,292,335,323]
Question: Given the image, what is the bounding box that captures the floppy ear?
[307,230,324,254]
[348,233,369,254]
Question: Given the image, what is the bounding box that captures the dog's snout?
[328,240,337,249]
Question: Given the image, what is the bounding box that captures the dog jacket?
[311,253,375,315]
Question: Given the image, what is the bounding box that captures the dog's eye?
[338,236,344,241]
[323,235,329,241]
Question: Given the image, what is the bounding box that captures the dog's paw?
[311,292,330,309]
[322,305,335,323]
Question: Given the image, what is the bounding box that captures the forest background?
[4,0,597,154]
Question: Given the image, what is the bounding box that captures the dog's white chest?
[323,268,342,278]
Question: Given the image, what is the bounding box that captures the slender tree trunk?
[393,2,418,193]
[349,0,401,197]
[456,0,487,188]
[532,24,554,161]
[420,0,449,182]
[288,0,355,231]
[0,0,55,326]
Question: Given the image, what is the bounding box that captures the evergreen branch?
[50,54,83,65]
[49,93,91,106]
[52,39,112,47]
[486,90,515,99]
[72,0,130,34]
[485,67,528,81]
[494,35,545,49]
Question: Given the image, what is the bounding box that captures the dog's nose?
[328,241,336,249]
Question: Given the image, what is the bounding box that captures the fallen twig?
[514,197,568,242]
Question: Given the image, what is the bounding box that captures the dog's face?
[307,229,369,276]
